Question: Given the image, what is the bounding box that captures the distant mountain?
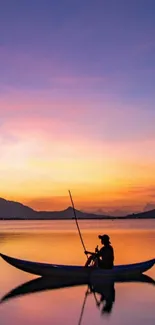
[37,206,110,219]
[126,209,155,219]
[0,198,37,219]
[106,208,132,217]
[0,198,109,220]
[0,197,155,220]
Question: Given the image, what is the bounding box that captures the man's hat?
[98,234,110,243]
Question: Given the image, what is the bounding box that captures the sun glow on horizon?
[1,111,155,214]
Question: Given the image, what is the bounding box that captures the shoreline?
[0,217,155,220]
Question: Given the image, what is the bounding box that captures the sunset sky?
[0,1,155,215]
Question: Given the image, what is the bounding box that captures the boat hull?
[0,253,155,278]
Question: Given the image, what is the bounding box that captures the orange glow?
[1,103,155,213]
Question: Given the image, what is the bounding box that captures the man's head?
[98,234,111,245]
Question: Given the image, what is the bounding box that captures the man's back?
[99,245,114,269]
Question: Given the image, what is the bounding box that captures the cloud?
[124,185,155,197]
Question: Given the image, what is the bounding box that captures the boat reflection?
[1,273,154,302]
[1,274,154,322]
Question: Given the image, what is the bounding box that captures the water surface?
[0,220,155,325]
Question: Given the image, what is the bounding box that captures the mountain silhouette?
[0,198,37,219]
[0,197,155,220]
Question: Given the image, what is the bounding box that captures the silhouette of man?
[85,234,114,269]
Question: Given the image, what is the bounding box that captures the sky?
[0,0,155,215]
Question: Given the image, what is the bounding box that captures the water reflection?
[89,281,115,315]
[0,221,155,325]
[1,274,154,322]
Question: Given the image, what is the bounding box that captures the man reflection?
[89,280,115,315]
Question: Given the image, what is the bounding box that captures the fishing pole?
[68,190,100,315]
[68,190,87,255]
[68,190,98,264]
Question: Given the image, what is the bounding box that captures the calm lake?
[0,219,155,325]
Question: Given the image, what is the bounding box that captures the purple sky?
[0,1,155,213]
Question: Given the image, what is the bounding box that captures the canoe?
[0,253,155,278]
[1,273,154,304]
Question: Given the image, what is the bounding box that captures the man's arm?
[85,246,103,257]
[84,250,96,256]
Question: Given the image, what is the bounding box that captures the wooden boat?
[0,253,155,278]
